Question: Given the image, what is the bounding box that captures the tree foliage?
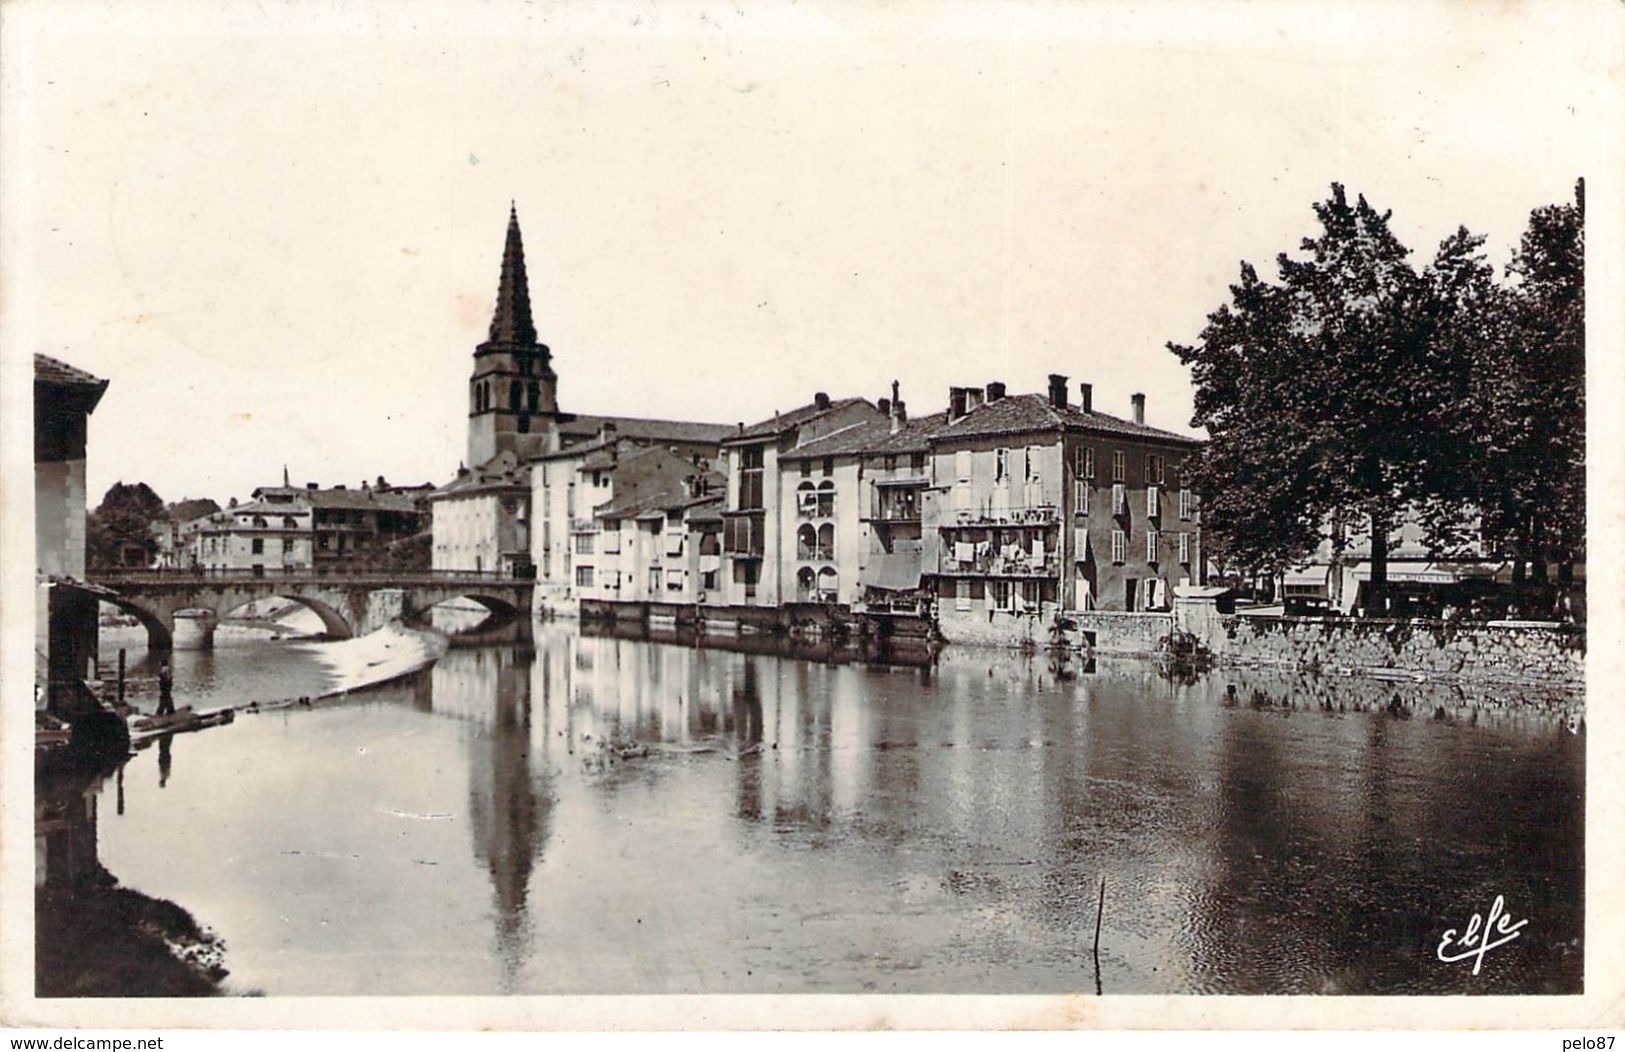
[87,481,166,569]
[1170,181,1585,608]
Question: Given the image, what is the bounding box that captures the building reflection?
[425,646,549,993]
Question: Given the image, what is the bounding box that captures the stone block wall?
[1067,611,1173,655]
[1199,613,1584,686]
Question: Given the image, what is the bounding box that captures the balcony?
[940,505,1060,529]
[936,553,1060,577]
[571,518,598,533]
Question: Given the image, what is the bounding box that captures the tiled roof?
[430,450,531,499]
[308,489,421,512]
[929,393,1203,446]
[723,397,870,444]
[556,413,734,445]
[34,353,106,389]
[784,410,951,459]
[593,473,725,521]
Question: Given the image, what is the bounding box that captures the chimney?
[814,391,831,411]
[878,398,891,416]
[1131,392,1146,424]
[986,381,1006,402]
[964,387,985,412]
[1048,373,1068,409]
[949,386,967,421]
[1079,382,1093,413]
[600,420,618,442]
[306,482,318,491]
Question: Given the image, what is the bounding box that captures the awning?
[1350,560,1507,585]
[1282,565,1329,588]
[699,554,722,574]
[861,552,923,591]
[873,476,929,487]
[1073,526,1092,563]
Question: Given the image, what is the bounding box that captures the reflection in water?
[62,623,1582,996]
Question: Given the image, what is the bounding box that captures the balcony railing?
[936,553,1060,577]
[941,505,1060,529]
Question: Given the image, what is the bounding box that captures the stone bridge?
[87,568,534,651]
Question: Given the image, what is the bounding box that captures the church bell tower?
[467,203,559,466]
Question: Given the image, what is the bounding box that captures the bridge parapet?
[91,568,531,588]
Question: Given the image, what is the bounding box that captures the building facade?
[193,482,427,573]
[718,394,880,607]
[924,376,1204,641]
[35,354,110,715]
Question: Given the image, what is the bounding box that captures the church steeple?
[467,202,559,468]
[487,202,537,346]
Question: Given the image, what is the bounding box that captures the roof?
[784,410,951,460]
[35,354,107,388]
[590,446,725,521]
[245,485,421,512]
[35,354,109,412]
[430,449,532,500]
[929,393,1204,446]
[723,396,870,444]
[555,413,734,446]
[485,204,537,347]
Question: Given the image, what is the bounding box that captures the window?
[1111,529,1126,564]
[283,516,298,528]
[1111,450,1125,482]
[797,481,818,517]
[797,523,818,560]
[528,382,540,412]
[739,445,765,510]
[816,522,835,561]
[1147,485,1160,518]
[1145,453,1165,485]
[816,480,836,518]
[702,569,719,591]
[910,452,925,472]
[251,538,264,554]
[1025,446,1040,481]
[252,516,267,527]
[956,579,972,611]
[1112,483,1127,516]
[665,530,684,557]
[282,538,294,553]
[1178,532,1191,565]
[509,381,522,411]
[991,580,1013,611]
[575,566,594,588]
[667,570,686,592]
[1179,488,1192,521]
[649,568,662,592]
[1147,529,1159,564]
[1078,446,1095,479]
[800,459,810,478]
[884,454,897,471]
[822,456,834,477]
[1075,479,1090,515]
[995,447,1009,481]
[575,533,594,554]
[518,416,530,433]
[817,566,838,599]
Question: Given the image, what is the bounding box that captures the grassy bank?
[36,886,227,997]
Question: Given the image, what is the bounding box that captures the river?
[51,620,1583,996]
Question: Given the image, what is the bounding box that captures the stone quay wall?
[1198,613,1584,687]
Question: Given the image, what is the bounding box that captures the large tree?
[1171,185,1442,611]
[87,481,166,569]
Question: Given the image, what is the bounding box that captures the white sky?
[2,0,1612,505]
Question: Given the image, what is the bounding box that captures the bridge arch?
[99,595,174,653]
[228,594,356,639]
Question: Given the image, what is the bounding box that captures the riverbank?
[35,886,228,997]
